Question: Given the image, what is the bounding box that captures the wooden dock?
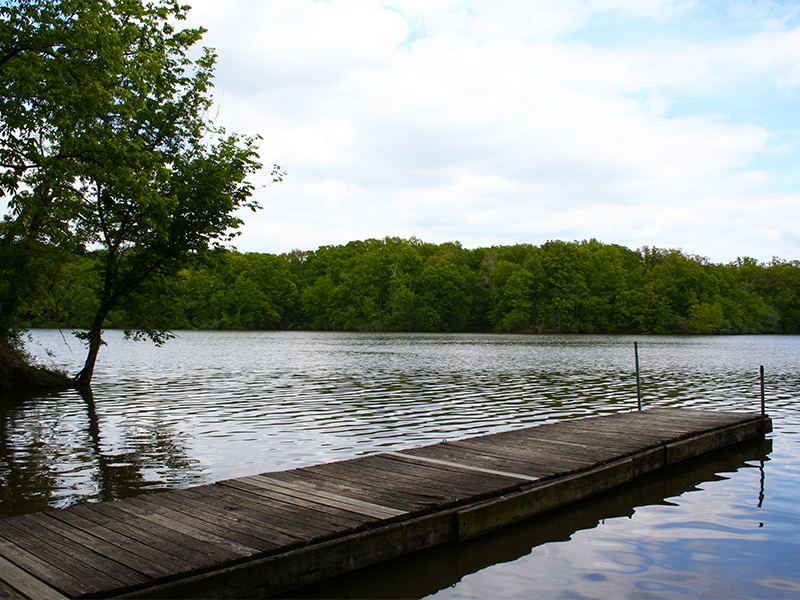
[0,407,771,599]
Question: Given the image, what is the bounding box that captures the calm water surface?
[3,331,799,598]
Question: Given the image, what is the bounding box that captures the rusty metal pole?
[635,342,641,411]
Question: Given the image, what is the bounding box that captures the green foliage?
[204,252,300,330]
[417,260,470,331]
[0,0,285,384]
[688,302,726,334]
[28,238,800,336]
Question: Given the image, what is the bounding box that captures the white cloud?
[180,0,800,263]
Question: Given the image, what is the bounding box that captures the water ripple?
[4,331,800,600]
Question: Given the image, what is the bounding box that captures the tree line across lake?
[21,237,800,335]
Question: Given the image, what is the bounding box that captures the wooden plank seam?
[384,451,541,482]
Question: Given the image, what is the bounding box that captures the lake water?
[3,331,799,598]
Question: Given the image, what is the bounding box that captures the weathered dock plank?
[250,475,408,519]
[120,497,267,556]
[45,510,198,575]
[0,408,771,599]
[287,461,445,510]
[219,479,372,531]
[181,486,331,544]
[66,503,224,569]
[1,516,150,588]
[31,513,177,581]
[0,525,108,598]
[131,493,282,552]
[0,555,67,600]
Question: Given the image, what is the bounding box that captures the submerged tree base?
[0,342,71,393]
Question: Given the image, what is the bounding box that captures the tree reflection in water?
[0,387,205,518]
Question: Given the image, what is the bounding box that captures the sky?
[53,1,800,262]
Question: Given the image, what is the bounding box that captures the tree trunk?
[73,311,108,386]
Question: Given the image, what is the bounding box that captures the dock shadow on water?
[281,438,771,600]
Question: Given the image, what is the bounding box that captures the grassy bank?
[0,340,71,393]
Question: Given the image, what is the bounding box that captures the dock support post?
[635,342,641,411]
[760,365,765,417]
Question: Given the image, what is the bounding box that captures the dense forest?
[18,237,800,335]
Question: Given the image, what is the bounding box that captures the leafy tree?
[417,260,470,331]
[204,252,299,329]
[0,0,99,386]
[492,266,537,331]
[386,242,425,330]
[0,0,281,387]
[73,133,266,384]
[17,251,99,329]
[1,0,90,336]
[10,233,800,340]
[688,302,727,333]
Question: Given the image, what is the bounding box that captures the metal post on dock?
[635,341,641,411]
[760,365,765,417]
